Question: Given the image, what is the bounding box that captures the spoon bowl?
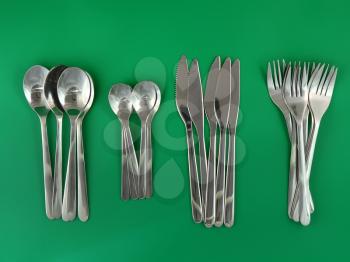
[23,65,50,116]
[131,81,158,120]
[109,83,133,120]
[57,67,91,117]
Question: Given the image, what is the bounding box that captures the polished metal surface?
[132,81,157,199]
[283,64,310,226]
[267,60,298,218]
[214,58,231,227]
[188,59,208,216]
[203,57,221,227]
[175,55,202,223]
[58,67,91,221]
[144,82,161,198]
[44,65,67,219]
[224,59,240,227]
[23,65,52,219]
[76,72,94,221]
[109,83,138,200]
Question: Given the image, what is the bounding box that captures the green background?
[0,0,349,261]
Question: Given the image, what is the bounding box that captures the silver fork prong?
[292,64,299,97]
[309,63,320,83]
[267,62,275,91]
[277,60,283,87]
[318,65,329,94]
[301,63,308,95]
[322,66,335,96]
[310,64,325,95]
[325,67,338,97]
[297,63,302,97]
[283,65,292,97]
[273,61,279,89]
[282,59,286,73]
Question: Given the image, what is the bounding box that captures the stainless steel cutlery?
[24,65,94,221]
[176,55,240,228]
[109,81,161,200]
[267,60,338,226]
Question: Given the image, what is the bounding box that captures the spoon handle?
[124,124,138,199]
[145,120,152,198]
[138,122,147,198]
[62,117,77,221]
[121,126,130,200]
[51,116,63,219]
[39,116,53,219]
[77,118,89,221]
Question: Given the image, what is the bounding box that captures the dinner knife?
[188,59,208,216]
[214,58,231,227]
[203,56,221,227]
[224,59,240,227]
[175,55,202,223]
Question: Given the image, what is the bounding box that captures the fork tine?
[325,67,338,97]
[273,61,279,89]
[267,62,275,91]
[292,63,299,97]
[318,65,329,94]
[283,65,292,97]
[277,60,283,87]
[301,62,308,95]
[309,64,324,95]
[321,66,333,95]
[282,59,286,73]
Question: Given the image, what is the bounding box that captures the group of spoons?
[23,65,94,222]
[108,81,161,200]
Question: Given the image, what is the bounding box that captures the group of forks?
[176,56,240,228]
[267,60,338,226]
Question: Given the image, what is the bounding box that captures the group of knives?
[175,55,240,227]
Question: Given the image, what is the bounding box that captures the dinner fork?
[305,64,338,199]
[283,64,310,226]
[267,61,297,215]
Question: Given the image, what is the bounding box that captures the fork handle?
[296,123,310,226]
[215,127,227,227]
[186,124,202,223]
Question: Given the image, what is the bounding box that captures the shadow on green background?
[0,0,349,261]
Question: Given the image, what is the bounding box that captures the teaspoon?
[131,81,157,199]
[77,72,94,221]
[144,82,161,198]
[109,83,138,200]
[58,67,91,221]
[23,65,53,219]
[44,65,68,219]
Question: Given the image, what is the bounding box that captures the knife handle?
[224,129,235,227]
[205,124,216,227]
[186,125,202,223]
[215,127,227,227]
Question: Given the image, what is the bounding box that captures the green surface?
[0,0,349,261]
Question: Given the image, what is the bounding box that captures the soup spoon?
[131,81,157,199]
[109,83,138,200]
[58,67,91,221]
[23,65,53,219]
[77,72,94,221]
[44,65,68,219]
[144,82,161,198]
